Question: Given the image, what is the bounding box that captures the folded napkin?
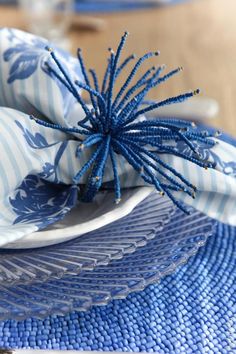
[0,28,236,247]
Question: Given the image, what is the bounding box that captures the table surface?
[0,0,235,134]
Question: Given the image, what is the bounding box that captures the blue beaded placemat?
[0,223,235,353]
[0,130,235,353]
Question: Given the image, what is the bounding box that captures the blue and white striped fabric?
[0,27,236,247]
[0,28,84,126]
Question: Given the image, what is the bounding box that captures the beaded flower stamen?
[32,32,217,213]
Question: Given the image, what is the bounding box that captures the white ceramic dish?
[3,187,153,249]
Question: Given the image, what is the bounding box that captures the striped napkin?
[0,28,236,247]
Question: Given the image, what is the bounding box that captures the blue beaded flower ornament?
[32,32,217,213]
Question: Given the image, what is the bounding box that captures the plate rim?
[0,211,217,321]
[2,187,154,249]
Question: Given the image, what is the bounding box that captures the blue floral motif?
[11,120,76,227]
[39,141,69,183]
[175,140,212,161]
[16,120,69,183]
[4,35,51,84]
[9,175,77,228]
[176,140,236,177]
[4,42,42,83]
[15,120,55,149]
[39,162,56,179]
[2,29,82,109]
[221,161,236,178]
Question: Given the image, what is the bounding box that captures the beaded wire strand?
[34,32,218,213]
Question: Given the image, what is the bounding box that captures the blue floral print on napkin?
[3,39,47,84]
[1,28,82,119]
[176,140,236,178]
[7,118,77,228]
[15,120,56,149]
[9,175,78,229]
[3,29,67,89]
[16,120,69,183]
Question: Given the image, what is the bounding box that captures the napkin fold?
[0,28,236,247]
[0,28,84,125]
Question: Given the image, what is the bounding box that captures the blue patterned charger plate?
[0,191,216,321]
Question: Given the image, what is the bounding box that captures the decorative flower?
[32,32,217,213]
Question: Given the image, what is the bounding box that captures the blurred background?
[0,0,235,134]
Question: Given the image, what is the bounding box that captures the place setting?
[0,26,235,325]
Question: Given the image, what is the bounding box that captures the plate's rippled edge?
[0,193,174,285]
[0,209,217,321]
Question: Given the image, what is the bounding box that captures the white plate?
[3,187,153,249]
